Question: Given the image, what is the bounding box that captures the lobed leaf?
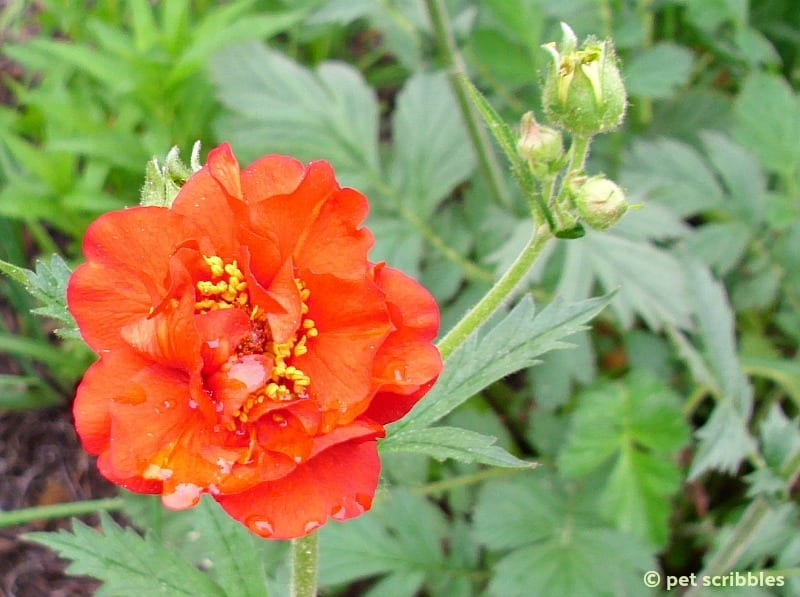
[380,426,533,468]
[391,293,611,434]
[24,513,226,597]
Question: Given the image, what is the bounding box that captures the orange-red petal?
[215,438,380,539]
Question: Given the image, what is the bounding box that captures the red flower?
[68,144,442,539]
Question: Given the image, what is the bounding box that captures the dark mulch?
[0,404,117,597]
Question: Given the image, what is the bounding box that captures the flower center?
[194,255,318,429]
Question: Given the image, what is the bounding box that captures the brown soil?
[0,404,117,597]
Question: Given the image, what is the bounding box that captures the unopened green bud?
[517,112,564,176]
[573,176,628,230]
[542,23,627,136]
[140,141,202,207]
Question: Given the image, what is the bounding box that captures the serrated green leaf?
[577,230,693,330]
[621,137,723,217]
[558,375,688,545]
[742,356,800,410]
[391,294,611,434]
[381,426,533,468]
[319,491,446,589]
[192,498,269,597]
[685,222,750,276]
[24,513,226,597]
[758,406,800,478]
[474,474,655,597]
[389,72,475,217]
[0,254,78,337]
[734,72,800,181]
[211,42,380,190]
[0,257,30,286]
[624,42,694,98]
[699,130,767,223]
[686,261,756,479]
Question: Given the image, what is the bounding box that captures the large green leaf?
[389,72,476,217]
[624,42,694,99]
[473,474,655,597]
[319,491,451,594]
[620,137,723,217]
[559,374,689,546]
[577,230,694,330]
[685,261,756,479]
[192,499,269,597]
[390,294,611,434]
[24,513,226,597]
[734,72,800,182]
[210,42,380,190]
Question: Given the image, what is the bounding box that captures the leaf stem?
[437,224,554,360]
[0,497,124,528]
[290,531,319,597]
[423,0,511,208]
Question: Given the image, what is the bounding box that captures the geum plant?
[3,23,630,596]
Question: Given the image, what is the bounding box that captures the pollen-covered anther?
[195,255,249,313]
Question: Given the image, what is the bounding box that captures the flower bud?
[140,142,202,207]
[517,112,564,176]
[573,175,628,230]
[542,23,627,136]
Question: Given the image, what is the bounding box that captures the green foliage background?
[2,0,800,595]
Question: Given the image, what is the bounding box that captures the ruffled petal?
[68,207,192,352]
[294,187,373,279]
[296,274,391,425]
[215,438,380,539]
[240,154,305,202]
[247,160,337,259]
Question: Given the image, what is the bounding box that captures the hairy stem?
[423,0,511,208]
[290,532,319,597]
[437,224,554,360]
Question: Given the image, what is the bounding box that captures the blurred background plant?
[1,0,799,595]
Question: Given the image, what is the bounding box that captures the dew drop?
[354,493,372,514]
[248,517,274,537]
[293,455,303,464]
[161,483,202,510]
[331,505,348,520]
[163,400,173,409]
[304,520,321,533]
[188,399,198,409]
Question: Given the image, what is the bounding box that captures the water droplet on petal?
[161,483,203,510]
[304,520,321,533]
[163,400,173,409]
[354,493,372,514]
[331,505,347,520]
[294,455,303,464]
[188,399,198,409]
[248,517,274,537]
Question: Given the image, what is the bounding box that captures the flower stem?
[437,224,554,360]
[0,497,124,528]
[423,0,511,208]
[290,532,319,597]
[567,134,592,174]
